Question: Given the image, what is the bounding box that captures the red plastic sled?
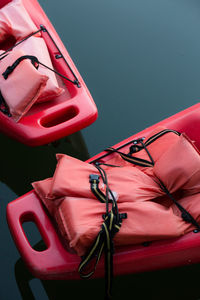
[6,103,200,280]
[0,0,97,146]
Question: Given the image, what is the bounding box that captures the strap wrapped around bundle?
[0,49,48,121]
[0,0,64,108]
[31,126,200,299]
[32,127,200,256]
[15,36,64,102]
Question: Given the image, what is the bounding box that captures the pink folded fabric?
[32,127,200,256]
[0,0,40,43]
[54,196,187,256]
[32,153,163,203]
[16,36,64,102]
[153,134,200,194]
[0,49,48,121]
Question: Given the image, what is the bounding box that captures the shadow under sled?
[14,250,200,300]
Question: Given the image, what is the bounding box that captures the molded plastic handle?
[7,190,200,281]
[6,191,80,280]
[19,90,97,146]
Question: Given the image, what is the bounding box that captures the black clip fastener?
[89,174,100,183]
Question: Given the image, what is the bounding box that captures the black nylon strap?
[144,129,180,147]
[79,164,127,299]
[89,174,106,203]
[0,25,80,87]
[157,179,200,231]
[2,55,39,79]
[129,129,180,154]
[106,147,154,167]
[78,210,126,300]
[107,129,200,231]
[106,129,181,167]
[94,162,119,216]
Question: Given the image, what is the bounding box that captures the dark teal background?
[39,0,200,156]
[1,0,200,299]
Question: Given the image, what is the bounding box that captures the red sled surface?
[6,103,200,280]
[0,0,97,146]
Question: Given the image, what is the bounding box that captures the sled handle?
[6,191,79,279]
[20,91,97,146]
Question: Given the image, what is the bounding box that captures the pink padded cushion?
[0,0,40,42]
[0,49,48,121]
[54,196,187,256]
[16,36,64,102]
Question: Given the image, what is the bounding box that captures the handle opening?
[20,212,48,252]
[40,105,78,128]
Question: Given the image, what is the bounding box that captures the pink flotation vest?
[32,127,200,257]
[0,49,48,121]
[32,127,200,298]
[15,36,64,102]
[0,0,64,119]
[0,0,40,43]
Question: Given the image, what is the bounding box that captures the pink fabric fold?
[32,127,200,256]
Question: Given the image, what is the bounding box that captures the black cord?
[0,25,80,87]
[94,162,119,222]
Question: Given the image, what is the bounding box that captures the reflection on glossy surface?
[0,132,89,196]
[14,252,200,300]
[0,132,89,300]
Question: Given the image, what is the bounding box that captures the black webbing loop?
[78,210,127,300]
[2,55,39,79]
[1,53,79,86]
[157,179,200,231]
[89,174,106,204]
[138,139,155,165]
[79,163,127,299]
[107,128,200,231]
[94,162,119,218]
[39,25,80,87]
[144,129,180,146]
[106,129,181,168]
[106,147,154,167]
[0,25,80,87]
[129,129,200,230]
[37,59,78,85]
[90,130,181,165]
[129,129,180,154]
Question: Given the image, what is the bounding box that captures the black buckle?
[119,213,127,220]
[133,137,145,145]
[129,137,145,154]
[89,174,100,183]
